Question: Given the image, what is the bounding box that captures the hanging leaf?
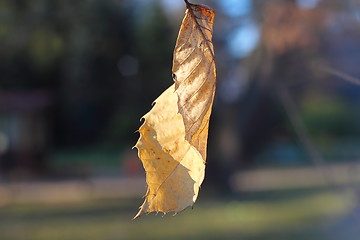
[133,0,216,219]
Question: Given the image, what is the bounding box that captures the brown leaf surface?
[134,1,216,219]
[173,1,216,148]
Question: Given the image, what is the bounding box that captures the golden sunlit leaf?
[133,0,216,219]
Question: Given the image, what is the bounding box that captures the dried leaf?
[133,1,216,219]
[173,1,216,148]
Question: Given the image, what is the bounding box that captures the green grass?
[0,189,358,240]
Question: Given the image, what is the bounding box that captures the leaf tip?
[133,211,141,220]
[133,206,145,220]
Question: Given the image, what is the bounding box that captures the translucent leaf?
[134,1,216,219]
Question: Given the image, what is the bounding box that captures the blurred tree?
[0,0,180,175]
[206,0,360,192]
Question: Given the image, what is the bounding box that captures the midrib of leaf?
[184,0,215,59]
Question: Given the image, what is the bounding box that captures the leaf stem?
[184,0,191,8]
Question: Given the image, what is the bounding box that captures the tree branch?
[318,65,360,86]
[277,84,335,186]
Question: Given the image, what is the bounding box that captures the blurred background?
[1,0,360,239]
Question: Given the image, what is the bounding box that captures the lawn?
[0,188,358,240]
